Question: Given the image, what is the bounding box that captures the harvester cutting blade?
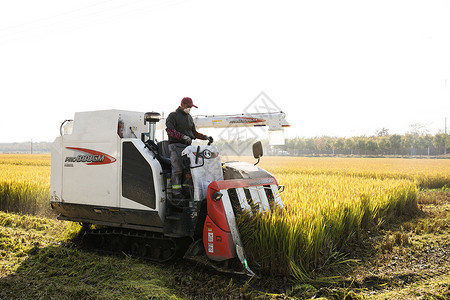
[184,239,255,276]
[235,245,255,277]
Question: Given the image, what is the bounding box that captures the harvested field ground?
[0,190,448,299]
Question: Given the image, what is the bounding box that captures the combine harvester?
[50,109,289,275]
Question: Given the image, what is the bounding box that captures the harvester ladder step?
[166,214,182,221]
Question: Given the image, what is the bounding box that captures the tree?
[327,137,337,155]
[434,133,449,155]
[423,134,434,155]
[354,137,367,155]
[293,138,304,155]
[345,138,355,155]
[375,128,390,137]
[305,138,316,154]
[389,134,402,155]
[366,138,378,153]
[378,136,390,155]
[335,138,345,154]
[314,137,328,155]
[408,123,429,136]
[402,134,417,155]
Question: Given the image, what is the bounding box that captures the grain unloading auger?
[50,110,288,276]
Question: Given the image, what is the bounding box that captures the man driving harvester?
[166,97,213,198]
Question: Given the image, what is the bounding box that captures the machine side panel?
[119,139,166,223]
[70,110,147,141]
[61,142,119,207]
[203,215,235,261]
[122,141,156,209]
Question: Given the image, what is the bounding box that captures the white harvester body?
[50,109,287,275]
[51,110,167,230]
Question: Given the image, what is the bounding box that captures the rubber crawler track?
[82,228,190,263]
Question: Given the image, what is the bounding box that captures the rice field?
[0,154,449,279]
[238,172,418,279]
[0,155,51,216]
[234,156,450,189]
[230,156,449,278]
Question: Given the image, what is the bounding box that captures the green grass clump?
[0,211,181,300]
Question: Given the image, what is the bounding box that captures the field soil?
[0,190,449,299]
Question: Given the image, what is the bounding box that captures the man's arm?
[192,121,207,140]
[193,126,213,143]
[193,130,207,140]
[166,128,185,141]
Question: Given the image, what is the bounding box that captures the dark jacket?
[166,107,206,144]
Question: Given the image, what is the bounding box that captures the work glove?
[183,135,192,145]
[207,136,214,144]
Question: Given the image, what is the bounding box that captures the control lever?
[195,145,201,164]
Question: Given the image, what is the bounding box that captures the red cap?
[181,97,198,108]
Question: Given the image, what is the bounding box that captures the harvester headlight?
[203,149,212,159]
[212,192,223,201]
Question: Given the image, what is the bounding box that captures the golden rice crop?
[0,155,51,216]
[230,156,450,189]
[0,154,50,166]
[237,173,418,279]
[1,154,448,280]
[232,156,448,278]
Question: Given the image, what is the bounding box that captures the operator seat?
[157,141,171,169]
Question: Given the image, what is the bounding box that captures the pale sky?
[0,0,449,143]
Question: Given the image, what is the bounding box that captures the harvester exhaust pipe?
[144,112,161,142]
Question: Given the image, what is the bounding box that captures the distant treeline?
[0,142,52,154]
[1,132,449,156]
[275,133,449,156]
[215,133,450,157]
